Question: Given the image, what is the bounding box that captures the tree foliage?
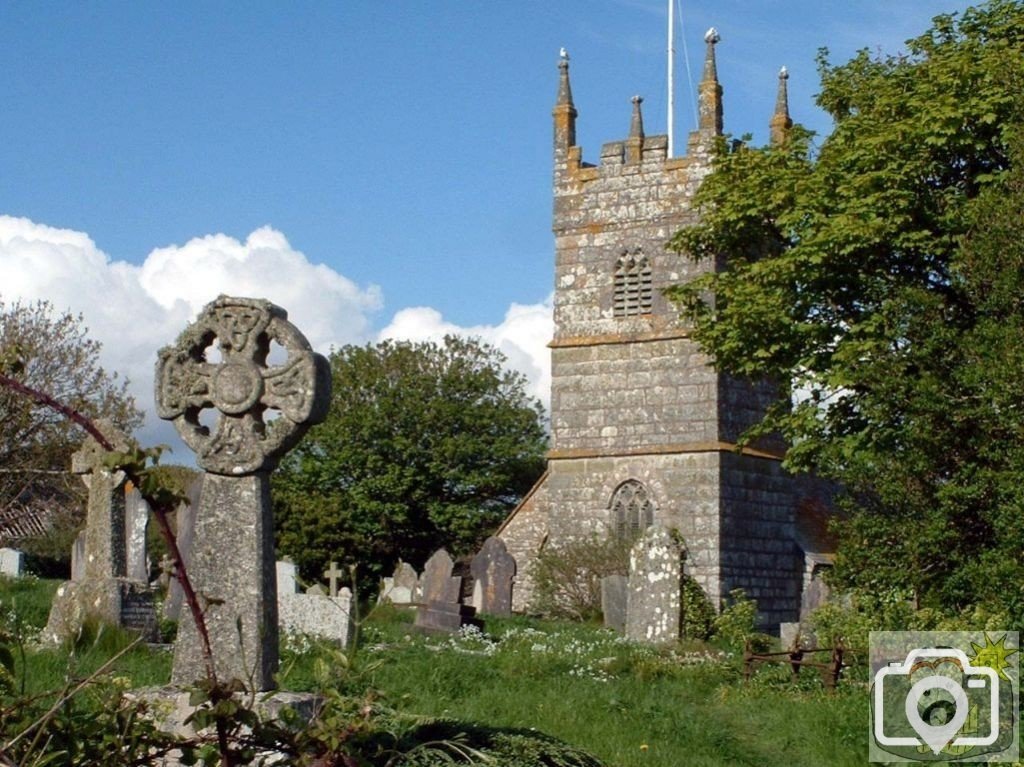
[0,300,142,546]
[666,1,1024,618]
[273,336,547,587]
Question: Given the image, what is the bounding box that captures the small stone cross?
[324,560,343,597]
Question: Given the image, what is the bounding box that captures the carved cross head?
[71,418,131,485]
[155,296,331,475]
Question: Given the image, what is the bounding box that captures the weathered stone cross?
[156,296,330,690]
[324,561,344,597]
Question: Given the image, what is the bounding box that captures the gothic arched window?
[613,250,653,317]
[610,479,655,539]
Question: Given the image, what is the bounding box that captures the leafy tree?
[273,336,547,587]
[0,300,142,559]
[666,1,1024,618]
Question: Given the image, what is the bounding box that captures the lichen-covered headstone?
[414,548,474,633]
[156,296,330,690]
[625,526,682,644]
[470,536,516,616]
[44,420,134,643]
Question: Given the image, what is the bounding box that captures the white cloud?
[0,215,382,454]
[378,298,554,412]
[0,214,554,461]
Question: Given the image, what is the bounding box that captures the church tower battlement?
[499,33,807,630]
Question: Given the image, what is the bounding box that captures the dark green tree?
[667,0,1024,619]
[273,335,547,587]
[0,300,142,563]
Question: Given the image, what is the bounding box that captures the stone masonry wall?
[551,337,719,453]
[718,452,802,626]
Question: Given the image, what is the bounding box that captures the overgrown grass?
[0,576,172,696]
[5,579,871,766]
[282,606,869,767]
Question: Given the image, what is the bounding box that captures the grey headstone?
[156,296,330,691]
[392,560,420,604]
[419,549,461,604]
[44,420,132,642]
[125,487,150,583]
[414,548,474,633]
[377,576,395,604]
[70,530,86,581]
[0,548,24,578]
[163,478,201,621]
[279,586,354,646]
[625,526,682,644]
[601,574,628,633]
[276,560,298,595]
[305,583,326,596]
[470,537,516,616]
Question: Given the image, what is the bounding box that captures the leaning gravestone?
[625,526,682,644]
[414,548,475,633]
[43,420,136,642]
[156,296,330,691]
[470,536,515,616]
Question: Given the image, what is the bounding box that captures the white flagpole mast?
[667,0,675,157]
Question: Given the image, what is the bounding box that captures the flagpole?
[667,0,675,157]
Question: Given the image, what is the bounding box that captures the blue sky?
[0,0,972,451]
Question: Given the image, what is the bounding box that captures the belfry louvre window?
[613,250,653,317]
[610,479,655,540]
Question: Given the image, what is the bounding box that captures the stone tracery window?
[610,479,655,539]
[613,249,653,317]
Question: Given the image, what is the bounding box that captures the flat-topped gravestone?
[601,574,628,634]
[125,485,151,583]
[625,526,682,644]
[470,537,515,616]
[276,559,298,595]
[156,296,330,691]
[414,548,476,633]
[0,548,24,578]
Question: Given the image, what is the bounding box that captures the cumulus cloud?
[0,214,554,460]
[0,215,381,452]
[378,298,554,411]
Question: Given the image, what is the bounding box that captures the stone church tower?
[498,36,813,627]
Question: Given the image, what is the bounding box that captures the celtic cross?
[156,295,331,475]
[156,296,331,690]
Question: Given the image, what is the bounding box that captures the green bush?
[680,574,716,640]
[529,535,633,621]
[712,589,763,651]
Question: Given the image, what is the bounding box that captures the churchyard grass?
[4,580,869,766]
[284,606,870,767]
